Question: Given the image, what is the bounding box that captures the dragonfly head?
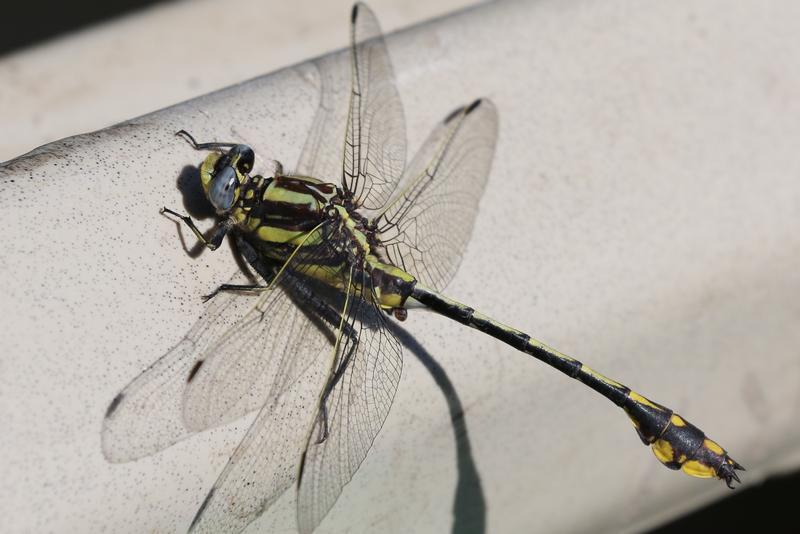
[196,144,254,214]
[176,129,255,214]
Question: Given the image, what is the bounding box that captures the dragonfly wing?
[295,53,349,182]
[103,225,340,463]
[187,239,359,533]
[181,223,343,432]
[296,268,403,534]
[341,2,407,211]
[186,340,332,534]
[377,98,499,292]
[180,273,335,434]
[101,271,269,463]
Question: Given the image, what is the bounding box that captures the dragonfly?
[102,3,743,533]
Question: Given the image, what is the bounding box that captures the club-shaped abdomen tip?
[648,413,744,488]
[623,393,743,487]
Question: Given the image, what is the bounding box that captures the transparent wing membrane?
[186,271,348,534]
[187,366,327,534]
[102,270,266,462]
[378,99,498,292]
[297,269,403,534]
[103,224,340,463]
[298,3,407,211]
[295,52,349,183]
[187,246,401,533]
[181,273,335,434]
[341,3,407,210]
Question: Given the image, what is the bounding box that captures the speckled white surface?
[2,1,800,533]
[0,0,473,162]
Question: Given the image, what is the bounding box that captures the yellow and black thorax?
[227,172,416,312]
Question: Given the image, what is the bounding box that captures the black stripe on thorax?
[257,199,321,220]
[277,177,337,202]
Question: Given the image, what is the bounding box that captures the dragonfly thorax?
[233,174,339,244]
[222,171,418,313]
[191,139,417,314]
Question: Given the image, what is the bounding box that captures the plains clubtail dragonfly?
[102,3,743,533]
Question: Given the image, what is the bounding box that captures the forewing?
[295,53,349,183]
[341,2,407,210]
[101,271,268,463]
[296,269,403,534]
[377,99,499,292]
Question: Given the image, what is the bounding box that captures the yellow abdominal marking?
[526,337,577,363]
[581,366,623,388]
[652,439,674,463]
[628,391,661,410]
[670,414,686,427]
[704,439,724,455]
[682,460,716,479]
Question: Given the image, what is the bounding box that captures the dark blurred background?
[0,0,169,55]
[3,1,795,532]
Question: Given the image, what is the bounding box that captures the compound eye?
[232,144,255,174]
[209,165,238,211]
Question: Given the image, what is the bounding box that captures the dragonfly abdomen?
[367,258,416,310]
[410,284,743,487]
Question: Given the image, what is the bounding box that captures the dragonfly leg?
[316,401,330,443]
[267,158,284,177]
[315,329,358,443]
[175,129,238,151]
[201,283,269,302]
[315,346,353,444]
[203,224,330,302]
[161,207,233,251]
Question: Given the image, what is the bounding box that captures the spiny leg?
[312,266,359,444]
[198,245,279,303]
[315,331,358,444]
[410,284,744,487]
[310,284,360,444]
[161,207,290,316]
[203,272,298,303]
[201,284,268,303]
[175,129,238,151]
[201,222,332,302]
[161,207,233,251]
